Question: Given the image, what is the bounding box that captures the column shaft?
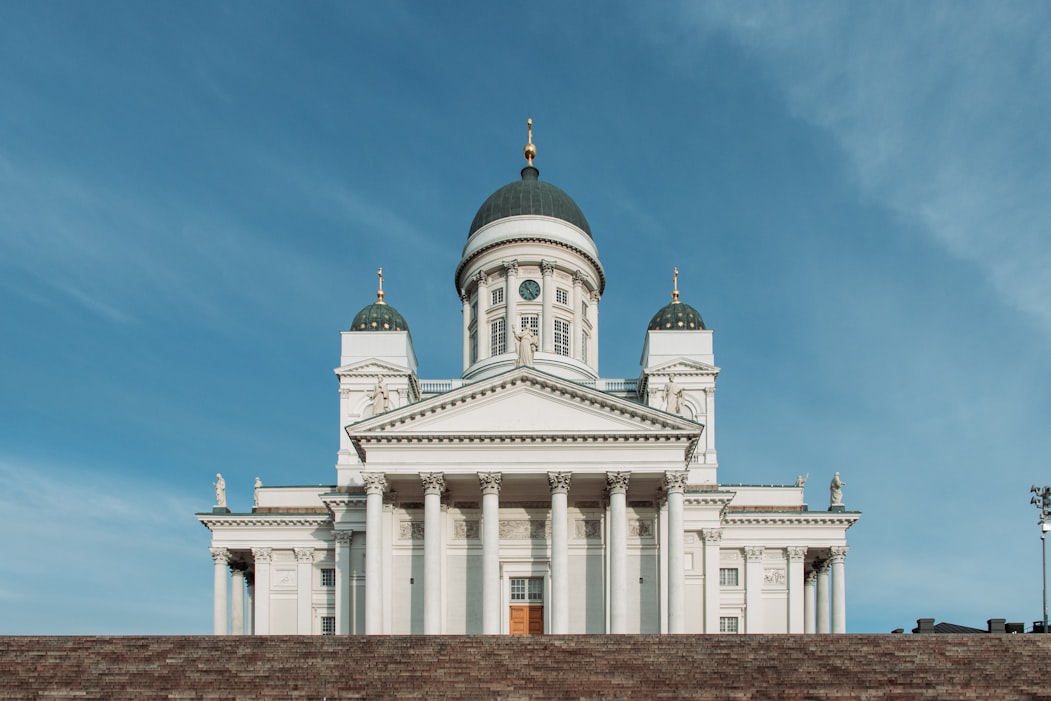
[461,293,471,371]
[363,473,386,634]
[230,567,245,635]
[295,548,313,635]
[830,547,848,634]
[786,547,806,634]
[252,548,271,634]
[476,274,490,359]
[701,530,722,633]
[665,472,687,634]
[422,472,445,634]
[335,531,353,635]
[607,472,630,633]
[541,261,554,352]
[245,575,255,635]
[816,561,830,633]
[744,546,764,633]
[504,261,518,343]
[480,473,502,634]
[572,272,585,361]
[211,548,229,636]
[549,472,571,634]
[804,571,817,634]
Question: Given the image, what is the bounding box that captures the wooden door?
[509,606,544,635]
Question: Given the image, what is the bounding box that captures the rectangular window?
[321,616,335,635]
[490,318,506,356]
[469,330,477,365]
[719,568,739,587]
[719,616,739,634]
[556,288,569,305]
[582,332,589,364]
[471,300,477,323]
[581,300,588,317]
[520,314,539,336]
[554,319,570,357]
[321,568,335,587]
[511,577,543,602]
[491,287,504,306]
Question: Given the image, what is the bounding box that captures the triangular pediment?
[334,359,411,377]
[644,357,720,376]
[347,367,702,437]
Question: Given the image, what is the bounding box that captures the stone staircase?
[1,635,1050,700]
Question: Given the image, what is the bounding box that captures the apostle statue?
[829,472,845,508]
[795,473,808,488]
[253,477,262,507]
[214,473,226,508]
[664,377,684,415]
[514,327,537,367]
[368,377,390,415]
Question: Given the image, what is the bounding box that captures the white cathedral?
[199,123,859,637]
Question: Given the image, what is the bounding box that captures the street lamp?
[1030,485,1051,634]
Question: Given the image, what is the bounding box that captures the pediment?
[347,368,702,438]
[334,359,411,377]
[644,357,720,376]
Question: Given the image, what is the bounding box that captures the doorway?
[508,577,544,635]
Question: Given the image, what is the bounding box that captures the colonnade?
[358,470,688,635]
[802,546,849,634]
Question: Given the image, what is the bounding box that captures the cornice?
[455,235,607,295]
[198,513,332,529]
[722,513,861,528]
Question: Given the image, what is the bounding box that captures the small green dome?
[350,302,410,332]
[648,301,706,331]
[468,166,592,238]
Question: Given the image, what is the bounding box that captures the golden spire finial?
[671,267,680,303]
[376,267,386,305]
[524,118,537,166]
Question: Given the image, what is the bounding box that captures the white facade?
[199,142,859,636]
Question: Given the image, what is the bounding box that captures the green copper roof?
[468,166,592,238]
[648,301,706,331]
[350,302,410,332]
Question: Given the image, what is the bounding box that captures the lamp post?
[1030,485,1051,634]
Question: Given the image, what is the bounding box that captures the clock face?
[519,279,541,301]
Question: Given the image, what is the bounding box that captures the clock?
[519,279,541,300]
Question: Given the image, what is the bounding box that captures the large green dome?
[648,300,706,331]
[468,166,592,238]
[350,302,410,332]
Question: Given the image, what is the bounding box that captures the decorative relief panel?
[574,520,602,539]
[273,567,296,589]
[453,520,480,540]
[763,569,786,586]
[628,519,654,537]
[499,520,550,540]
[399,521,425,540]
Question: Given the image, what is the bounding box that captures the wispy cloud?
[668,2,1051,337]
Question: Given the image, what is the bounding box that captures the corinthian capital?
[828,546,849,563]
[700,528,722,544]
[573,270,587,286]
[664,471,689,494]
[478,472,503,495]
[541,260,555,276]
[547,472,572,494]
[503,260,519,275]
[362,472,387,495]
[333,530,354,545]
[294,547,315,563]
[251,547,272,564]
[210,547,230,565]
[420,472,446,495]
[744,546,765,562]
[786,546,807,562]
[606,471,630,495]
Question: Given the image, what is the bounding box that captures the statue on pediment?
[829,472,845,507]
[369,377,390,414]
[664,377,684,415]
[214,473,226,507]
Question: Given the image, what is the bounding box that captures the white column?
[572,271,585,362]
[421,472,445,634]
[548,472,572,634]
[230,566,245,635]
[460,292,471,372]
[210,547,230,636]
[606,471,630,633]
[589,291,600,369]
[252,547,271,635]
[804,570,817,634]
[744,546,764,633]
[541,261,555,352]
[295,547,314,635]
[479,472,502,634]
[665,472,688,634]
[830,546,848,634]
[816,560,830,634]
[786,546,806,634]
[363,472,386,635]
[701,529,722,633]
[334,530,354,635]
[504,260,518,340]
[245,572,255,635]
[704,387,717,460]
[475,272,490,359]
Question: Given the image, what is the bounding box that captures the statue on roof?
[214,473,226,508]
[253,477,262,507]
[514,326,537,367]
[369,376,390,415]
[664,377,684,415]
[829,472,845,508]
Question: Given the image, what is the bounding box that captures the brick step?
[1,636,1050,700]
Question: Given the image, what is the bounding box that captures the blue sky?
[2,1,1050,634]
